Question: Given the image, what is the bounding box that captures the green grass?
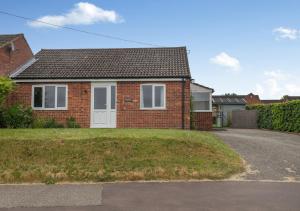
[0,129,244,183]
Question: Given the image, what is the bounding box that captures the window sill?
[32,108,68,111]
[192,110,212,112]
[140,107,166,111]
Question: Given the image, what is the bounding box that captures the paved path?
[1,181,300,211]
[0,184,102,208]
[214,129,300,181]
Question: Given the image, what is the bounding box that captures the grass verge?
[0,129,244,183]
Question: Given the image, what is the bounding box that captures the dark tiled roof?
[13,47,191,79]
[260,99,282,104]
[0,34,22,47]
[284,96,300,101]
[213,95,247,105]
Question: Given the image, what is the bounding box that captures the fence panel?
[232,110,258,129]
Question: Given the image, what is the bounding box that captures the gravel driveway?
[214,129,300,181]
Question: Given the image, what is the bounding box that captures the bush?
[2,104,33,128]
[66,117,80,128]
[247,100,300,132]
[36,118,64,128]
[0,77,15,105]
[0,107,5,128]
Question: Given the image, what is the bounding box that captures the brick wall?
[191,112,212,130]
[245,93,261,105]
[6,82,91,128]
[7,80,190,129]
[117,80,190,129]
[0,35,33,76]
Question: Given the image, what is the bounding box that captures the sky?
[1,0,300,99]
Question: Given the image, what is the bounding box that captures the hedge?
[246,100,300,133]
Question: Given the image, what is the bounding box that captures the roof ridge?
[0,33,23,36]
[40,46,187,51]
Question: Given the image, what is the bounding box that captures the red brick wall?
[192,112,212,130]
[7,80,190,129]
[245,93,261,105]
[117,80,190,129]
[0,35,33,76]
[6,82,91,128]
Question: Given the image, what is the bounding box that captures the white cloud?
[210,52,240,71]
[286,84,300,95]
[28,2,123,28]
[254,70,300,99]
[255,84,264,96]
[273,27,298,40]
[264,70,289,80]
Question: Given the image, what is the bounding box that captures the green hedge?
[247,100,300,132]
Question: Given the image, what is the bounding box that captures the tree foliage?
[247,100,300,132]
[0,77,15,105]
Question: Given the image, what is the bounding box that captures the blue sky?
[1,0,300,99]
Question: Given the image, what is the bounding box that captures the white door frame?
[90,82,117,128]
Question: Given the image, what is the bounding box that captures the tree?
[225,93,238,96]
[0,77,15,105]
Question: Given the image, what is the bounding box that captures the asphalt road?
[214,129,300,181]
[1,181,300,211]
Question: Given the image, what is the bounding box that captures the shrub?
[2,104,33,128]
[0,77,15,105]
[33,118,64,128]
[66,117,80,128]
[0,107,5,128]
[247,100,300,132]
[43,118,64,128]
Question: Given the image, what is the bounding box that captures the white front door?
[91,83,116,128]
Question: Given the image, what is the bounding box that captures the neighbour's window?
[32,85,67,109]
[141,84,165,109]
[192,92,211,111]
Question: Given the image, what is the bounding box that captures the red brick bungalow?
[8,47,213,129]
[0,34,33,76]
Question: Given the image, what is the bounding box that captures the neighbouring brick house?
[0,34,33,76]
[7,47,213,129]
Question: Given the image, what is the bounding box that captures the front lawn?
[0,129,244,183]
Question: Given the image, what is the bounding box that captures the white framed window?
[192,92,212,112]
[32,85,68,110]
[140,84,166,109]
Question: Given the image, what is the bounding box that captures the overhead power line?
[0,10,164,47]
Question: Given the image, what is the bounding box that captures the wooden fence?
[231,110,258,129]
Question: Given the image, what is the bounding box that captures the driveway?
[214,129,300,181]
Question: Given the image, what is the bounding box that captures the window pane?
[33,87,43,107]
[57,87,66,108]
[155,86,164,107]
[94,87,106,109]
[192,92,210,111]
[45,86,55,108]
[192,92,209,101]
[142,85,152,108]
[111,86,116,109]
[193,101,210,110]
